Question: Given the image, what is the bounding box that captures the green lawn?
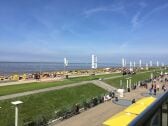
[0,73,120,96]
[0,68,164,96]
[68,72,121,81]
[0,84,106,126]
[104,70,161,88]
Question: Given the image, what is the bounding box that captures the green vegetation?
[0,80,74,96]
[0,68,166,125]
[0,68,164,96]
[68,72,121,81]
[0,73,120,96]
[0,84,106,126]
[104,70,163,88]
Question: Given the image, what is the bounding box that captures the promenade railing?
[129,91,168,126]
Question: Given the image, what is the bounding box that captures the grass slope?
[0,73,120,96]
[104,71,162,88]
[0,84,106,126]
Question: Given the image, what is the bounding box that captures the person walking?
[162,84,165,91]
[154,87,157,95]
[156,84,160,91]
[162,85,167,92]
[149,88,153,95]
[164,86,167,92]
[151,83,154,89]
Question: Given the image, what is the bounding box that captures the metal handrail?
[129,91,168,126]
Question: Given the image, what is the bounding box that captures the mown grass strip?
[0,73,120,96]
[0,84,106,126]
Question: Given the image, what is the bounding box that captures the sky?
[0,0,168,63]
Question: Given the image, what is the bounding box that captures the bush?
[82,100,90,110]
[56,108,68,118]
[90,97,98,107]
[24,115,48,126]
[97,96,104,103]
[71,104,80,115]
[24,94,106,125]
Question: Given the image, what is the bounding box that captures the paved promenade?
[51,76,168,126]
[51,87,151,126]
[0,70,166,126]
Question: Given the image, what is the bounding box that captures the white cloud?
[131,3,168,29]
[141,3,168,22]
[83,4,125,17]
[131,11,141,28]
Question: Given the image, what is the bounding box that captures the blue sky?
[0,0,168,63]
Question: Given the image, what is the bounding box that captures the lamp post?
[126,78,130,92]
[129,77,132,90]
[126,78,129,89]
[64,58,69,79]
[151,73,153,79]
[39,62,41,74]
[151,72,154,85]
[126,77,132,92]
[11,101,23,126]
[120,80,123,89]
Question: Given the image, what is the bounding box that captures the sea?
[0,62,121,75]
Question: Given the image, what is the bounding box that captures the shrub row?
[23,93,110,126]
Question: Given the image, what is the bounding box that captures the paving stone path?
[51,87,152,126]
